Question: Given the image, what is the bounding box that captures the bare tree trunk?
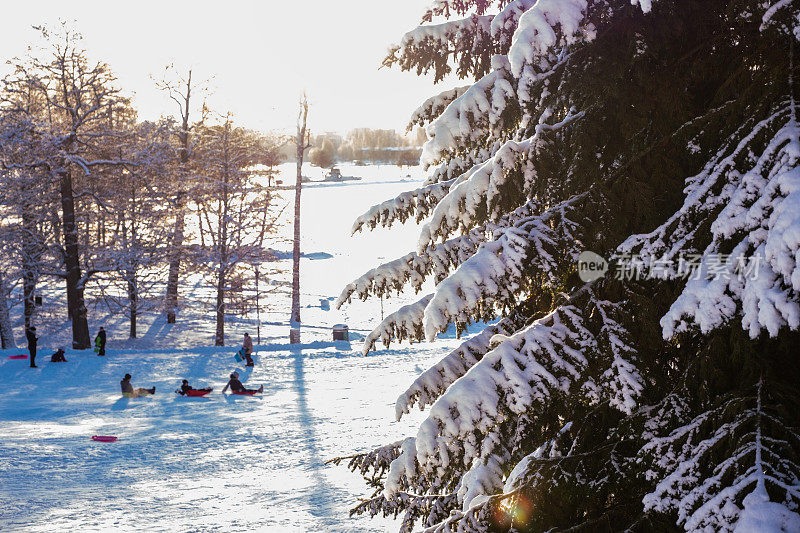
[128,274,137,338]
[165,193,185,324]
[163,71,194,324]
[122,193,139,339]
[0,273,15,349]
[20,210,38,329]
[59,167,91,349]
[215,266,226,346]
[22,263,36,328]
[214,201,229,347]
[291,171,301,326]
[214,122,232,347]
[290,95,309,343]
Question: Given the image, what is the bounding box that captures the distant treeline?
[281,127,427,167]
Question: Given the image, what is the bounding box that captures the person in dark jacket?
[95,326,107,356]
[179,379,192,394]
[25,326,38,368]
[120,373,155,397]
[175,379,212,396]
[221,372,262,394]
[51,347,67,363]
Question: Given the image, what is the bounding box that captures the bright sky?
[0,1,458,134]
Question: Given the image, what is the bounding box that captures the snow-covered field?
[0,164,459,532]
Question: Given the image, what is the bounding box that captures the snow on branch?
[385,14,497,82]
[384,303,595,501]
[592,296,643,414]
[422,194,585,340]
[337,227,485,308]
[400,15,494,51]
[350,178,455,235]
[507,0,593,78]
[423,144,498,186]
[408,86,470,132]
[422,224,529,340]
[421,0,497,21]
[327,440,405,480]
[641,382,800,532]
[395,313,527,421]
[351,489,459,533]
[759,0,799,35]
[421,55,516,168]
[621,104,800,340]
[361,294,434,355]
[491,0,538,47]
[617,107,791,270]
[419,106,585,247]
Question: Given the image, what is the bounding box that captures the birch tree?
[290,94,310,342]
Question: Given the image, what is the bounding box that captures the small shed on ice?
[324,168,342,181]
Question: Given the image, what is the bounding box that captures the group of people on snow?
[20,323,261,397]
[123,332,261,397]
[174,371,263,396]
[23,325,106,368]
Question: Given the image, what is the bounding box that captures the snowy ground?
[0,341,461,532]
[0,163,460,532]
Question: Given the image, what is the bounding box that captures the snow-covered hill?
[0,341,460,531]
[0,164,460,531]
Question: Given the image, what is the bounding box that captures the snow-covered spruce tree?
[334,0,800,531]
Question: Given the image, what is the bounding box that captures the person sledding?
[221,371,262,395]
[175,379,212,396]
[242,332,254,367]
[95,326,106,356]
[50,347,67,363]
[121,373,155,397]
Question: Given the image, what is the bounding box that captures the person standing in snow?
[51,347,67,363]
[242,332,254,367]
[25,326,38,368]
[221,371,262,394]
[95,326,107,356]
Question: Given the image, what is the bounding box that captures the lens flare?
[495,494,531,527]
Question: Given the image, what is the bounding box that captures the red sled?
[9,354,28,359]
[183,388,213,397]
[91,435,118,442]
[232,390,258,396]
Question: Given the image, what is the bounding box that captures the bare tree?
[193,115,282,346]
[290,94,310,343]
[101,117,174,338]
[155,67,207,324]
[0,25,128,349]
